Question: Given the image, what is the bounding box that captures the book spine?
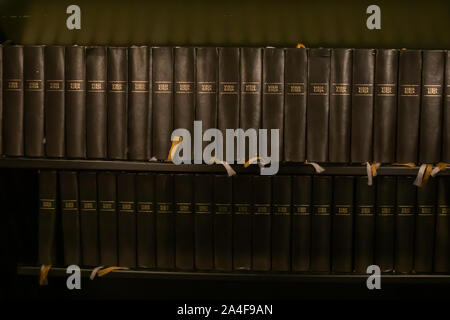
[3,45,24,156]
[263,47,284,161]
[38,170,57,265]
[419,50,445,163]
[240,48,262,162]
[107,47,128,160]
[24,45,45,157]
[86,46,107,159]
[374,49,398,163]
[292,175,311,271]
[147,49,153,159]
[395,176,416,273]
[117,173,136,268]
[65,46,86,158]
[252,175,271,271]
[434,177,449,272]
[174,47,195,160]
[331,176,354,273]
[79,171,100,266]
[272,175,292,271]
[174,174,194,270]
[194,174,214,270]
[329,49,352,163]
[97,172,118,266]
[218,47,240,162]
[214,175,233,271]
[155,173,175,269]
[196,47,218,154]
[233,175,252,270]
[443,51,450,162]
[128,46,149,161]
[59,171,81,265]
[351,49,375,163]
[44,46,65,158]
[284,48,307,162]
[152,47,173,160]
[396,50,422,163]
[415,178,437,272]
[354,176,375,273]
[375,176,396,272]
[136,173,155,268]
[0,45,2,155]
[310,175,332,272]
[307,48,331,162]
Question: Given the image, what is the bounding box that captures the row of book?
[1,45,450,164]
[39,171,450,273]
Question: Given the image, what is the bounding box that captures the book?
[307,48,331,162]
[272,175,291,271]
[396,50,422,163]
[395,176,416,274]
[375,176,396,272]
[117,173,136,268]
[252,175,271,271]
[174,47,195,160]
[174,174,194,270]
[419,50,445,163]
[38,170,57,265]
[44,46,65,158]
[147,49,153,159]
[65,46,86,159]
[59,171,81,265]
[434,177,449,273]
[194,174,214,270]
[332,176,354,273]
[284,48,307,162]
[354,176,375,273]
[218,47,240,162]
[214,175,233,271]
[310,175,332,272]
[414,178,436,273]
[329,49,352,163]
[351,49,375,163]
[262,47,284,161]
[152,47,173,160]
[443,51,450,162]
[86,46,107,159]
[128,46,149,161]
[155,173,175,269]
[107,47,128,160]
[292,175,311,271]
[233,174,252,270]
[136,173,155,268]
[196,47,218,156]
[3,45,24,156]
[0,45,2,155]
[79,171,100,266]
[240,48,262,162]
[24,45,45,157]
[97,172,118,266]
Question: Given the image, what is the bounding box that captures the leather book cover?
[65,46,86,159]
[332,176,354,273]
[443,51,450,162]
[79,171,100,266]
[3,45,24,156]
[329,49,352,163]
[117,173,136,268]
[214,175,233,271]
[38,170,57,265]
[396,50,422,163]
[156,173,175,269]
[194,174,214,270]
[292,175,311,271]
[107,47,128,160]
[233,175,252,270]
[351,49,375,163]
[307,48,331,162]
[174,174,194,270]
[24,45,45,157]
[0,45,2,155]
[86,46,107,159]
[434,176,449,273]
[147,49,153,159]
[284,48,307,162]
[252,175,271,271]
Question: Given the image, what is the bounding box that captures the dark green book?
[252,176,271,271]
[292,176,311,271]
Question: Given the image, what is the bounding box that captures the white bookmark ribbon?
[90,265,105,280]
[305,160,325,173]
[210,157,236,177]
[413,164,427,187]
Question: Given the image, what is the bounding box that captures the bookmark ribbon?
[305,161,325,173]
[414,164,433,187]
[210,157,236,177]
[365,162,381,186]
[89,265,105,280]
[97,266,127,278]
[39,265,51,286]
[296,43,306,48]
[431,162,448,177]
[167,136,182,162]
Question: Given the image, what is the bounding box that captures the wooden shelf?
[0,158,447,176]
